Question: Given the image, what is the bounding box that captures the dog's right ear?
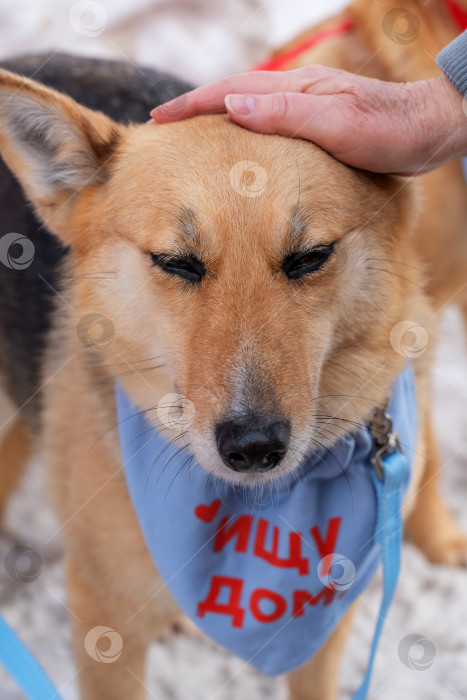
[0,69,123,239]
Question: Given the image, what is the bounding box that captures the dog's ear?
[0,68,123,236]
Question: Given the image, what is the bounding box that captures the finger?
[149,67,333,123]
[223,91,344,149]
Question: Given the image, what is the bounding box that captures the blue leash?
[353,448,407,699]
[0,615,63,699]
[0,448,406,700]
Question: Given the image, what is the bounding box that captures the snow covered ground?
[1,1,467,698]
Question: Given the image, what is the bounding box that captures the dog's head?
[0,69,425,485]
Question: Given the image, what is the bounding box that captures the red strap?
[250,19,354,72]
[251,4,465,74]
[444,0,467,31]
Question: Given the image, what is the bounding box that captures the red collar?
[250,19,354,72]
[251,1,467,73]
[444,0,467,31]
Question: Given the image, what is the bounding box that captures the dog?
[0,53,465,700]
[265,0,467,326]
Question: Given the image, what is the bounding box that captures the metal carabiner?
[366,404,402,480]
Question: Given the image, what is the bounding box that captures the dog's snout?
[216,416,290,473]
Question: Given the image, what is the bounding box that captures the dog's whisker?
[367,266,424,289]
[312,424,347,443]
[95,363,167,385]
[92,405,181,452]
[311,393,376,402]
[163,451,194,503]
[309,436,353,503]
[92,354,165,369]
[313,418,356,440]
[151,431,189,491]
[151,448,180,497]
[367,256,421,271]
[122,421,178,455]
[315,413,405,446]
[314,414,368,432]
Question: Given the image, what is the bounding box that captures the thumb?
[224,92,340,143]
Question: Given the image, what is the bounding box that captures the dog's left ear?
[0,68,123,237]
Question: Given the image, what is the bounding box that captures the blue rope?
[0,615,63,699]
[352,449,407,699]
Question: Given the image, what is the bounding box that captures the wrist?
[411,75,467,171]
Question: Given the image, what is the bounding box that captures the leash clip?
[366,405,401,480]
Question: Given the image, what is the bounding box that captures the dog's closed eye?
[282,243,335,280]
[149,244,336,285]
[150,253,205,283]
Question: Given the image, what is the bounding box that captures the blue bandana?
[0,172,459,700]
[116,365,416,682]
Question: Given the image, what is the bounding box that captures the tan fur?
[270,0,467,315]
[0,52,465,699]
[286,602,357,700]
[0,416,31,517]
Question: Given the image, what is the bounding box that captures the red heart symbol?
[195,499,221,523]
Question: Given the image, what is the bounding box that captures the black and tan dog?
[0,54,465,699]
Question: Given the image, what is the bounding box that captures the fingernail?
[147,117,156,124]
[225,94,257,116]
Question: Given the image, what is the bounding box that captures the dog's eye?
[150,253,205,283]
[282,244,335,280]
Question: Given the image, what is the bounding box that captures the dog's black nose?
[216,417,290,473]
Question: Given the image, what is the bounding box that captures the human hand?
[150,66,467,176]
